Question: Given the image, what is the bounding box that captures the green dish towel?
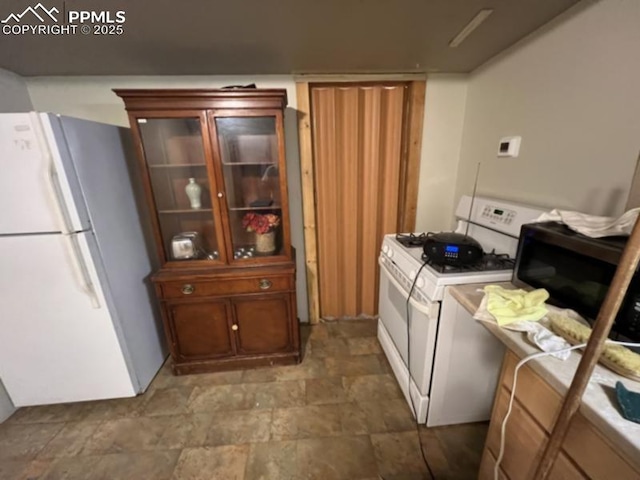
[484,285,549,327]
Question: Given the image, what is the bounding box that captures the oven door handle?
[379,259,435,316]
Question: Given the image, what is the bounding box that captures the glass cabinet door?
[213,115,285,260]
[136,116,224,263]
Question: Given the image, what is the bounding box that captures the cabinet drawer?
[486,387,585,480]
[501,351,562,433]
[479,446,584,480]
[478,449,508,480]
[486,387,547,478]
[563,414,639,479]
[158,275,292,299]
[500,352,639,478]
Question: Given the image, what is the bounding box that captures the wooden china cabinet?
[115,89,300,374]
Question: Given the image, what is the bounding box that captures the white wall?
[27,75,310,323]
[454,0,640,216]
[0,67,32,422]
[0,67,33,112]
[415,75,468,232]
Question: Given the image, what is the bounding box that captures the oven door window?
[378,263,439,395]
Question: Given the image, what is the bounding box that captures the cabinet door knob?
[217,192,224,198]
[231,324,239,331]
[181,284,195,295]
[259,279,272,290]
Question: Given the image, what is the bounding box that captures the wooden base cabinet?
[233,295,295,355]
[167,300,235,361]
[478,351,640,479]
[154,263,300,374]
[116,89,301,374]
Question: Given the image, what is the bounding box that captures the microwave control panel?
[481,205,517,225]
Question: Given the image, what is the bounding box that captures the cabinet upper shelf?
[222,162,277,167]
[150,164,207,169]
[158,208,213,214]
[229,205,282,212]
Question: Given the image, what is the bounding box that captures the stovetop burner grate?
[422,250,515,274]
[395,233,428,248]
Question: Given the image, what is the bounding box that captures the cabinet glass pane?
[215,117,283,259]
[138,118,220,261]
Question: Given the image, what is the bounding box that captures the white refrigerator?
[0,112,167,407]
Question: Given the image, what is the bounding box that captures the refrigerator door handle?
[32,113,72,235]
[47,162,72,234]
[62,233,101,309]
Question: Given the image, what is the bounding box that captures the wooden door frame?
[296,78,427,324]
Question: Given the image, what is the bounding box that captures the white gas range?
[377,195,546,426]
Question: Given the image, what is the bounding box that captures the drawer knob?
[231,324,239,331]
[259,279,272,290]
[181,284,195,295]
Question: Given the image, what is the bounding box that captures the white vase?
[255,231,276,254]
[185,178,202,209]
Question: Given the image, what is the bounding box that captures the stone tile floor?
[0,319,487,479]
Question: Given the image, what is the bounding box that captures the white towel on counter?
[474,291,589,360]
[536,207,640,238]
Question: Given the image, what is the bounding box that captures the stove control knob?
[386,249,394,258]
[416,277,425,288]
[382,245,389,254]
[410,269,416,279]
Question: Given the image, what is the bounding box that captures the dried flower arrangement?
[242,212,281,235]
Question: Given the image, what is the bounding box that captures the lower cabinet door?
[167,300,235,360]
[232,294,293,355]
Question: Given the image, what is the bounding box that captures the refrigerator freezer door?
[0,232,136,406]
[0,114,66,234]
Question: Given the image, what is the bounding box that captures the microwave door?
[520,259,557,282]
[518,244,612,319]
[514,223,640,344]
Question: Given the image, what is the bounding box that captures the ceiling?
[0,0,581,76]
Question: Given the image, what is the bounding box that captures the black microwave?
[513,221,640,343]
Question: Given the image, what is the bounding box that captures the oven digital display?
[493,209,504,215]
[445,245,459,253]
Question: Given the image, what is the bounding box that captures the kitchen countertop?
[448,282,640,469]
